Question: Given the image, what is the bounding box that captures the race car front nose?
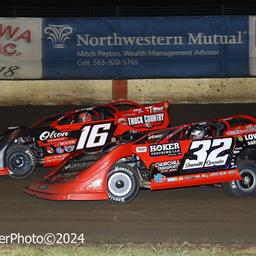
[24,179,75,200]
[24,176,108,201]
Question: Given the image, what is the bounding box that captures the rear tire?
[107,163,139,203]
[5,144,36,179]
[223,163,256,198]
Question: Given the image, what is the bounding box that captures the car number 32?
[182,138,233,170]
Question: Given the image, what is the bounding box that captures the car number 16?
[76,123,112,150]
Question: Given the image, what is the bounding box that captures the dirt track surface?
[1,104,256,244]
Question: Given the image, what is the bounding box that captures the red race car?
[0,100,171,179]
[25,115,256,203]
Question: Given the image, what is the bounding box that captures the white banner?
[249,16,256,76]
[0,18,42,79]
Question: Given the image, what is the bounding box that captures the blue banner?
[42,16,249,79]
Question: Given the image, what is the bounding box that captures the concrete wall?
[0,78,255,105]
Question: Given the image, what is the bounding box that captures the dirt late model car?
[25,115,256,203]
[0,100,171,179]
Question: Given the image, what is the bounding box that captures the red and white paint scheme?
[0,100,171,179]
[25,115,256,203]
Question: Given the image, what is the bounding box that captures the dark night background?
[1,0,256,17]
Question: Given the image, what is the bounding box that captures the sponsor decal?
[44,153,69,163]
[127,113,164,127]
[133,106,164,114]
[133,108,143,114]
[86,179,103,190]
[39,184,48,190]
[226,125,256,135]
[154,160,180,173]
[149,142,181,157]
[111,137,117,143]
[245,139,255,146]
[167,177,178,182]
[64,145,75,153]
[237,135,244,142]
[46,146,54,154]
[118,118,127,125]
[184,175,194,180]
[56,147,64,154]
[167,170,235,183]
[152,106,164,113]
[244,133,256,145]
[59,139,77,146]
[39,130,69,141]
[209,171,224,177]
[154,173,166,183]
[44,24,73,48]
[76,31,245,47]
[148,133,164,140]
[244,133,256,140]
[136,146,147,153]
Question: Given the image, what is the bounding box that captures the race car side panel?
[36,121,117,167]
[0,100,171,176]
[151,169,241,190]
[133,135,240,191]
[132,140,191,170]
[36,102,170,167]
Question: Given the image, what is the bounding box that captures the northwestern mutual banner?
[43,16,249,79]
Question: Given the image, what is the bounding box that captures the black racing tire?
[107,163,140,203]
[223,163,256,198]
[5,144,36,179]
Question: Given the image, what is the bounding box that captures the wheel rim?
[108,172,132,197]
[8,152,31,175]
[236,168,256,192]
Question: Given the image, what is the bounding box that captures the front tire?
[223,163,256,198]
[5,144,36,179]
[107,164,139,203]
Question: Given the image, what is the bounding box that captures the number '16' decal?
[76,123,112,150]
[182,138,233,170]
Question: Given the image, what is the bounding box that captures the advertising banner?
[43,16,249,79]
[0,18,42,79]
[249,16,256,76]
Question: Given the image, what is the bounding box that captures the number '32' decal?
[182,138,233,171]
